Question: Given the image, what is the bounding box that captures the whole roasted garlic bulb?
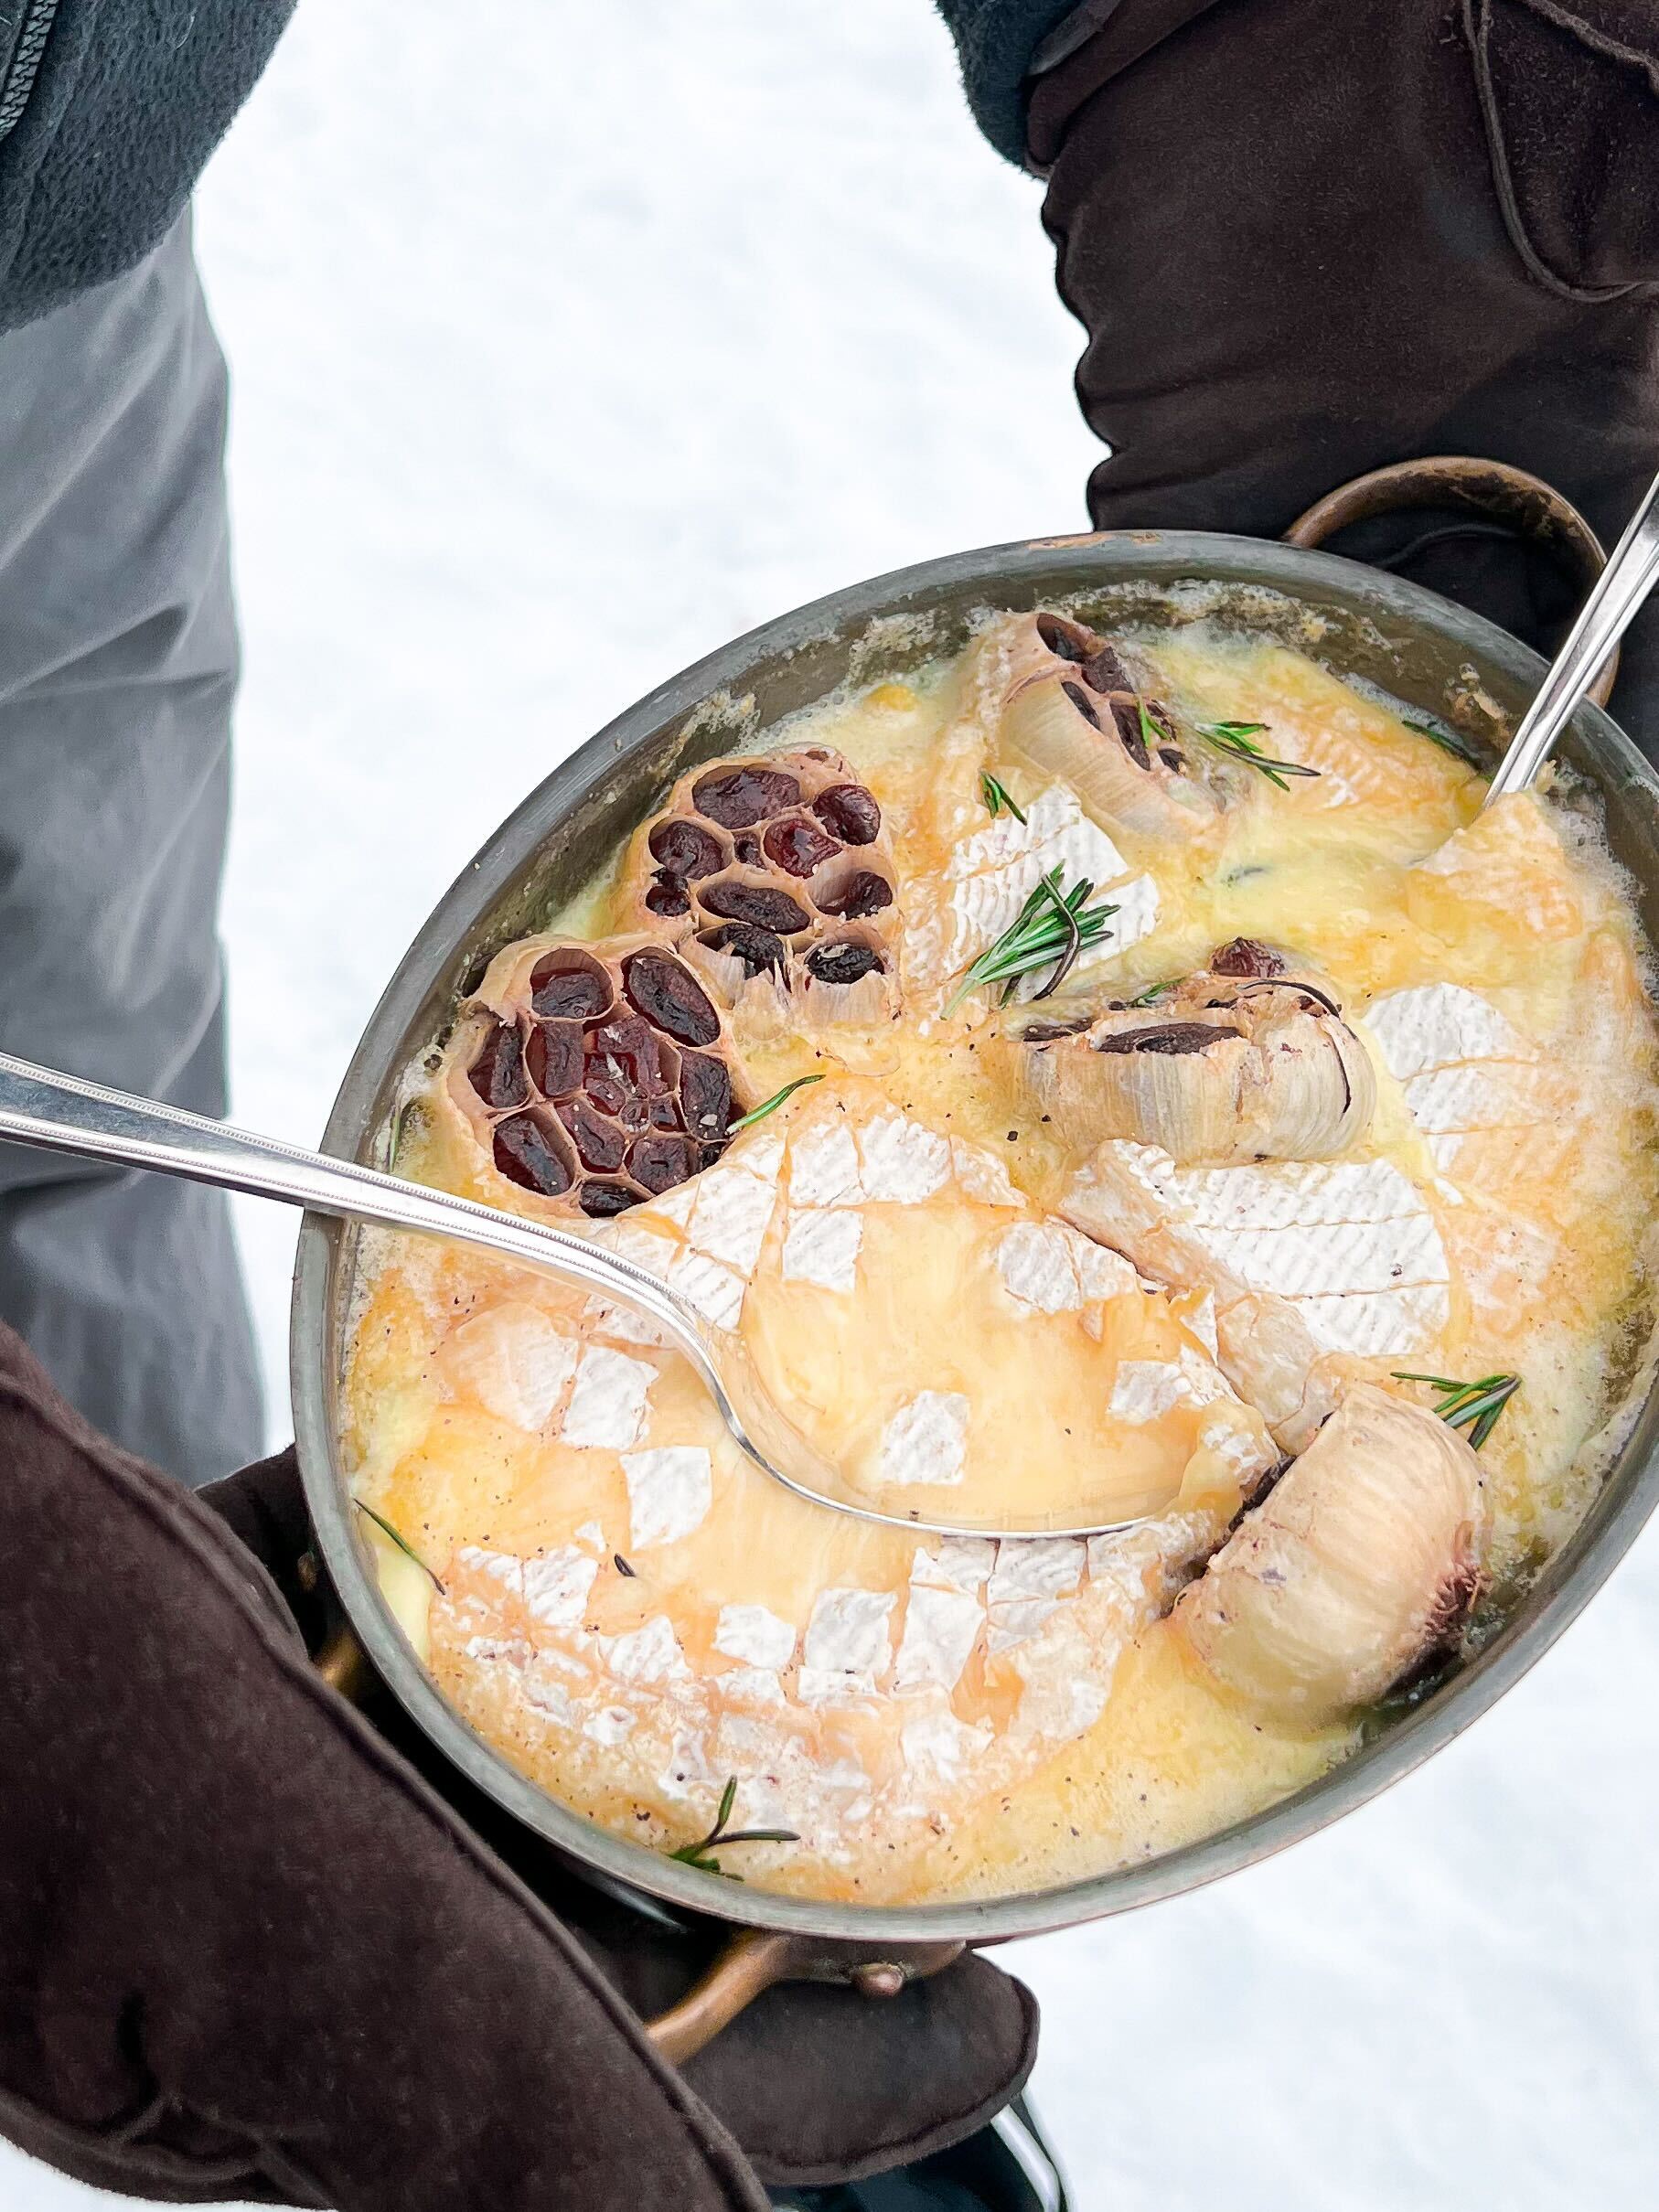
[438,934,750,1218]
[995,611,1215,844]
[1174,1383,1490,1720]
[1020,941,1375,1165]
[622,746,902,1035]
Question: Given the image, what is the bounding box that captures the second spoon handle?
[1484,463,1659,803]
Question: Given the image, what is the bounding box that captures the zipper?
[0,0,59,144]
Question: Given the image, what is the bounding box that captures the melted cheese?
[344,617,1659,1905]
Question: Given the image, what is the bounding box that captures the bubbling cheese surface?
[344,618,1659,1904]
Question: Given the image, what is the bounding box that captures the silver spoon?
[0,1050,1131,1540]
[1483,464,1659,802]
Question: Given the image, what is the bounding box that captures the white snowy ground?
[10,5,1659,2207]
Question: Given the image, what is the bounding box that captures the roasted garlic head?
[1021,940,1375,1165]
[439,935,749,1217]
[1174,1382,1490,1719]
[624,746,902,1035]
[994,611,1216,844]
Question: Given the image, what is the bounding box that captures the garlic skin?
[1021,958,1376,1165]
[1174,1383,1490,1719]
[995,611,1216,844]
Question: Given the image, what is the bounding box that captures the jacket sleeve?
[0,0,294,334]
[932,0,1086,163]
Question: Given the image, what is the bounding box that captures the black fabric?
[0,0,294,333]
[1029,0,1659,755]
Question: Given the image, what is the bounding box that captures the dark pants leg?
[1029,0,1659,748]
[0,210,262,1485]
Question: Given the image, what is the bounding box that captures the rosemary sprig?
[979,769,1027,824]
[355,1499,444,1592]
[1402,716,1484,770]
[1392,1370,1521,1451]
[946,867,1119,1014]
[669,1776,800,1878]
[1127,979,1175,1008]
[1193,719,1321,793]
[1137,697,1176,758]
[731,1073,823,1131]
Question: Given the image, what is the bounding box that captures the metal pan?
[291,481,1659,2054]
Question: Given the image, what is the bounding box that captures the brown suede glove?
[0,1323,1035,2207]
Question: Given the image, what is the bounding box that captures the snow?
[12,5,1659,2211]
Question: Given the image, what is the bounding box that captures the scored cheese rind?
[902,782,1161,1001]
[1062,1139,1451,1446]
[395,1075,1279,1886]
[1364,979,1584,1203]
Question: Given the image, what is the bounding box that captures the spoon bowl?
[0,1049,1145,1540]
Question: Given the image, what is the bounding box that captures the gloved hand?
[0,1323,1035,2208]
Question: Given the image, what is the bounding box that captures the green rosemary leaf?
[1391,1369,1520,1449]
[945,867,1119,1014]
[1194,719,1321,792]
[669,1843,730,1875]
[354,1500,444,1592]
[1030,868,1086,1000]
[980,770,1028,824]
[1402,716,1484,770]
[1127,980,1175,1008]
[730,1074,824,1131]
[1137,697,1170,758]
[668,1775,800,1877]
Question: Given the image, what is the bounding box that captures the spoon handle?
[1484,464,1659,803]
[0,1050,703,1352]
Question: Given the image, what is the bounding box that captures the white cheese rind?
[798,1587,896,1703]
[440,1305,580,1432]
[599,1615,687,1684]
[781,1206,864,1291]
[622,1446,713,1548]
[904,783,1161,989]
[996,1220,1138,1313]
[893,1581,984,1694]
[879,1391,970,1488]
[713,1602,797,1669]
[522,1547,598,1626]
[560,1344,656,1449]
[1365,982,1524,1081]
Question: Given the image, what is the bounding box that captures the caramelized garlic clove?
[1022,956,1375,1165]
[1173,1382,1490,1720]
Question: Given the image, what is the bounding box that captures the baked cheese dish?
[342,607,1659,1903]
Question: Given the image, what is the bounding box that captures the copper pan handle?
[645,1929,966,2068]
[1284,454,1618,708]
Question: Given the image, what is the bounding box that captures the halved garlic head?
[622,746,903,1038]
[1173,1382,1490,1719]
[994,611,1215,844]
[433,933,751,1220]
[1021,947,1376,1166]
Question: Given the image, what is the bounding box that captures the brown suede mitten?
[0,1326,1035,2207]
